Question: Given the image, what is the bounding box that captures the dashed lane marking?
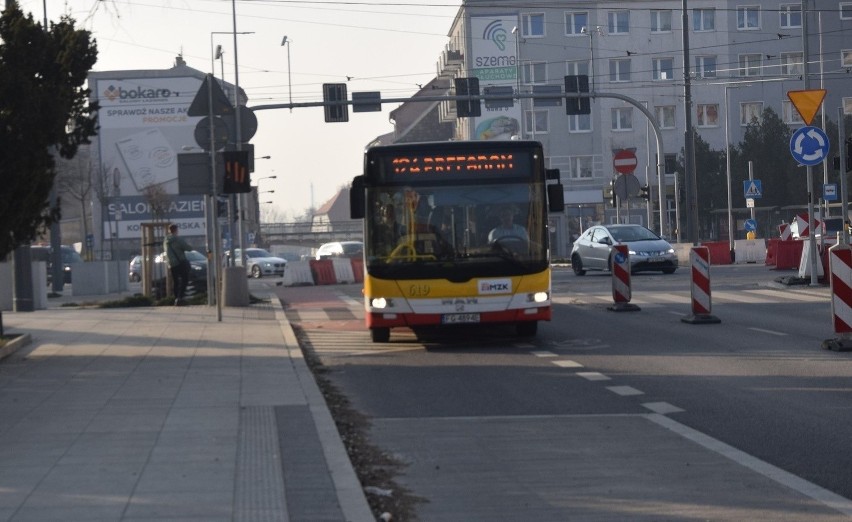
[552,360,584,368]
[642,402,685,414]
[531,351,558,357]
[748,327,788,336]
[607,385,644,396]
[577,371,610,381]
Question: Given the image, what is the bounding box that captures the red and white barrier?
[608,244,639,312]
[778,223,792,241]
[682,246,720,324]
[823,242,852,351]
[795,213,822,238]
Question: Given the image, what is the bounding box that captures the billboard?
[93,75,207,238]
[470,16,522,141]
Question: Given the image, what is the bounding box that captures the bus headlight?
[371,297,392,309]
[528,292,549,303]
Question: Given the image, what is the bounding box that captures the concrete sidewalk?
[0,296,373,522]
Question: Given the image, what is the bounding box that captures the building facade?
[432,1,852,254]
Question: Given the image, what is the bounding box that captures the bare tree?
[55,147,93,257]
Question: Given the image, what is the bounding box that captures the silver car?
[570,224,677,275]
[228,248,287,278]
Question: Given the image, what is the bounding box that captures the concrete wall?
[71,261,128,296]
[0,261,48,311]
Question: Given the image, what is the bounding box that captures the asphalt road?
[276,264,852,520]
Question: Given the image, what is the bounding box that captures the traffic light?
[609,180,617,208]
[322,83,349,123]
[222,150,251,193]
[564,74,590,116]
[639,185,650,200]
[454,77,481,117]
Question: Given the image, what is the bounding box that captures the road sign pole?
[840,107,849,244]
[807,165,819,286]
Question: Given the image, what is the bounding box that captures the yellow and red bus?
[350,140,564,342]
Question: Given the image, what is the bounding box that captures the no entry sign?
[613,149,638,174]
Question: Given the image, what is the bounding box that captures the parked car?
[30,244,82,284]
[223,248,287,278]
[128,255,142,282]
[570,224,677,275]
[150,250,208,298]
[315,241,363,260]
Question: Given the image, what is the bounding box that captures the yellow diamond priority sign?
[787,89,826,126]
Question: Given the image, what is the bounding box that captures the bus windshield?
[365,181,548,281]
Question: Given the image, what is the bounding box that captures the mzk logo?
[103,84,179,102]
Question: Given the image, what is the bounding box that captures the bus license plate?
[442,313,480,324]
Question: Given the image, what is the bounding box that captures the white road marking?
[649,413,852,517]
[577,371,610,381]
[746,288,827,302]
[642,402,684,414]
[748,327,788,336]
[531,351,558,357]
[607,385,644,396]
[552,360,584,368]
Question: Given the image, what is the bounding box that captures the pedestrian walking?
[164,223,193,306]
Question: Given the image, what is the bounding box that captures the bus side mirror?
[547,183,564,213]
[350,175,365,219]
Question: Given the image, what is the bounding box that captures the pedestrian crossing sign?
[743,180,762,199]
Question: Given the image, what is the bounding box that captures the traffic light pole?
[252,90,669,238]
[840,107,849,244]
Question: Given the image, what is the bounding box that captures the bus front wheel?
[370,327,390,343]
[516,321,537,337]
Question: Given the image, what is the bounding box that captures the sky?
[17,0,461,221]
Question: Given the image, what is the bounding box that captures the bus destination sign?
[377,150,534,182]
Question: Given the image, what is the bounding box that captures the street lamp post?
[281,36,293,110]
[580,25,603,94]
[723,83,751,260]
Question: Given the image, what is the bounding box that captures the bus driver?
[488,206,528,243]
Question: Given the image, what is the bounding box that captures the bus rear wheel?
[516,321,537,337]
[370,327,390,343]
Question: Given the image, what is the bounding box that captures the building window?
[740,102,764,125]
[570,156,594,179]
[607,10,629,34]
[693,8,715,31]
[566,60,590,76]
[611,107,633,131]
[739,54,762,76]
[521,62,547,84]
[737,6,760,30]
[653,58,674,80]
[609,59,631,82]
[522,13,545,37]
[651,10,672,33]
[696,104,719,127]
[656,105,676,129]
[844,97,852,115]
[565,11,588,36]
[841,3,852,20]
[696,56,716,78]
[525,110,549,134]
[782,100,804,124]
[664,154,678,175]
[780,52,803,76]
[779,4,802,28]
[842,50,852,67]
[568,114,592,133]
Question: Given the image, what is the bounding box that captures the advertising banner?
[102,195,206,240]
[470,16,522,141]
[94,76,206,236]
